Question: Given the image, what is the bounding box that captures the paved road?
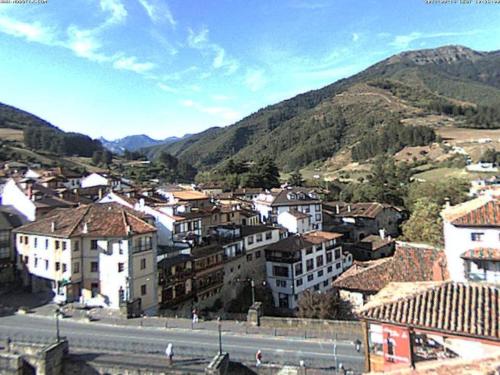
[0,314,364,372]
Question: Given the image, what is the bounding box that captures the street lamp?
[217,316,222,355]
[250,279,255,305]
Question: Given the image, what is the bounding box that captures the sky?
[0,0,499,140]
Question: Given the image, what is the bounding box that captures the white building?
[254,187,322,230]
[277,210,311,234]
[441,196,500,283]
[14,203,158,315]
[81,173,122,189]
[265,231,352,309]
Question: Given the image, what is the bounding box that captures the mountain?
[145,45,500,172]
[0,102,57,130]
[100,134,192,154]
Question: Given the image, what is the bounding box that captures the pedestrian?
[354,339,361,352]
[256,349,262,367]
[165,343,173,365]
[192,308,199,324]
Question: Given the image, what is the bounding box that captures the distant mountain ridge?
[100,134,193,154]
[144,45,500,171]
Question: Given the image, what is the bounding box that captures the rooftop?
[359,281,500,341]
[14,203,156,238]
[358,234,394,250]
[323,201,403,219]
[255,187,321,206]
[461,248,500,262]
[172,190,210,201]
[441,196,499,227]
[266,231,342,253]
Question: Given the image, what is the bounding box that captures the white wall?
[81,173,109,188]
[443,221,499,282]
[2,180,36,221]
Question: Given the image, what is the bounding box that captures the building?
[277,209,312,234]
[359,281,500,372]
[211,225,282,304]
[323,202,404,241]
[441,196,500,283]
[347,233,395,261]
[0,206,27,283]
[191,244,224,309]
[254,187,323,230]
[13,203,158,315]
[157,254,194,310]
[333,242,448,309]
[81,173,122,190]
[264,231,352,309]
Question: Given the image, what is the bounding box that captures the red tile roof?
[14,203,156,238]
[446,198,500,227]
[359,282,500,341]
[333,242,448,293]
[461,248,500,262]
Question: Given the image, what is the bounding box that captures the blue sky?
[0,0,499,140]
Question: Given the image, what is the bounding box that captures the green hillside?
[144,45,500,172]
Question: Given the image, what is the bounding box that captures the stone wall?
[259,317,363,339]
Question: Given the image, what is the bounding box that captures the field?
[0,128,24,142]
[412,167,496,183]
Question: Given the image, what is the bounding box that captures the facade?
[191,244,224,309]
[81,173,121,189]
[277,210,311,234]
[0,206,26,283]
[13,203,158,315]
[264,231,352,309]
[323,202,404,241]
[347,233,395,261]
[359,282,500,373]
[254,187,322,230]
[441,196,500,283]
[157,254,194,309]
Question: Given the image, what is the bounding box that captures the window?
[314,284,320,291]
[295,263,303,276]
[307,274,314,282]
[256,250,261,258]
[315,204,321,211]
[140,258,146,270]
[306,247,313,255]
[73,262,80,273]
[74,241,79,251]
[336,262,341,269]
[247,236,254,245]
[247,254,253,261]
[91,262,98,272]
[265,231,272,240]
[62,263,67,273]
[316,255,324,267]
[91,240,98,250]
[45,260,49,270]
[306,259,314,272]
[318,270,324,277]
[119,288,125,302]
[327,266,333,273]
[55,240,60,250]
[335,249,341,259]
[315,245,322,252]
[273,266,289,277]
[471,232,484,242]
[62,242,67,251]
[315,213,321,221]
[323,280,329,287]
[24,236,29,245]
[326,252,333,263]
[276,280,287,288]
[256,233,263,242]
[34,257,38,267]
[118,263,124,273]
[34,238,38,248]
[296,278,303,287]
[141,284,147,296]
[45,239,49,249]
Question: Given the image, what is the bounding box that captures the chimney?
[347,205,351,213]
[83,223,88,234]
[27,183,33,200]
[126,225,132,235]
[98,188,103,200]
[51,222,56,232]
[335,205,340,214]
[379,228,385,240]
[444,197,451,208]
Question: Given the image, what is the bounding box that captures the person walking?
[165,343,174,365]
[192,308,199,324]
[354,339,361,352]
[256,349,262,367]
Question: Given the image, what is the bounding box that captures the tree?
[406,178,469,212]
[480,148,499,164]
[287,170,304,186]
[245,156,280,189]
[297,289,341,320]
[402,199,443,246]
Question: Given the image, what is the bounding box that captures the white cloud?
[352,33,359,42]
[244,69,267,92]
[180,99,241,123]
[67,26,111,62]
[390,30,479,49]
[100,0,127,25]
[187,27,239,75]
[157,82,178,93]
[0,16,57,44]
[138,0,176,27]
[113,55,156,73]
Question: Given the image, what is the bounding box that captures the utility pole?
[217,316,222,355]
[333,333,338,373]
[55,308,61,343]
[250,279,255,305]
